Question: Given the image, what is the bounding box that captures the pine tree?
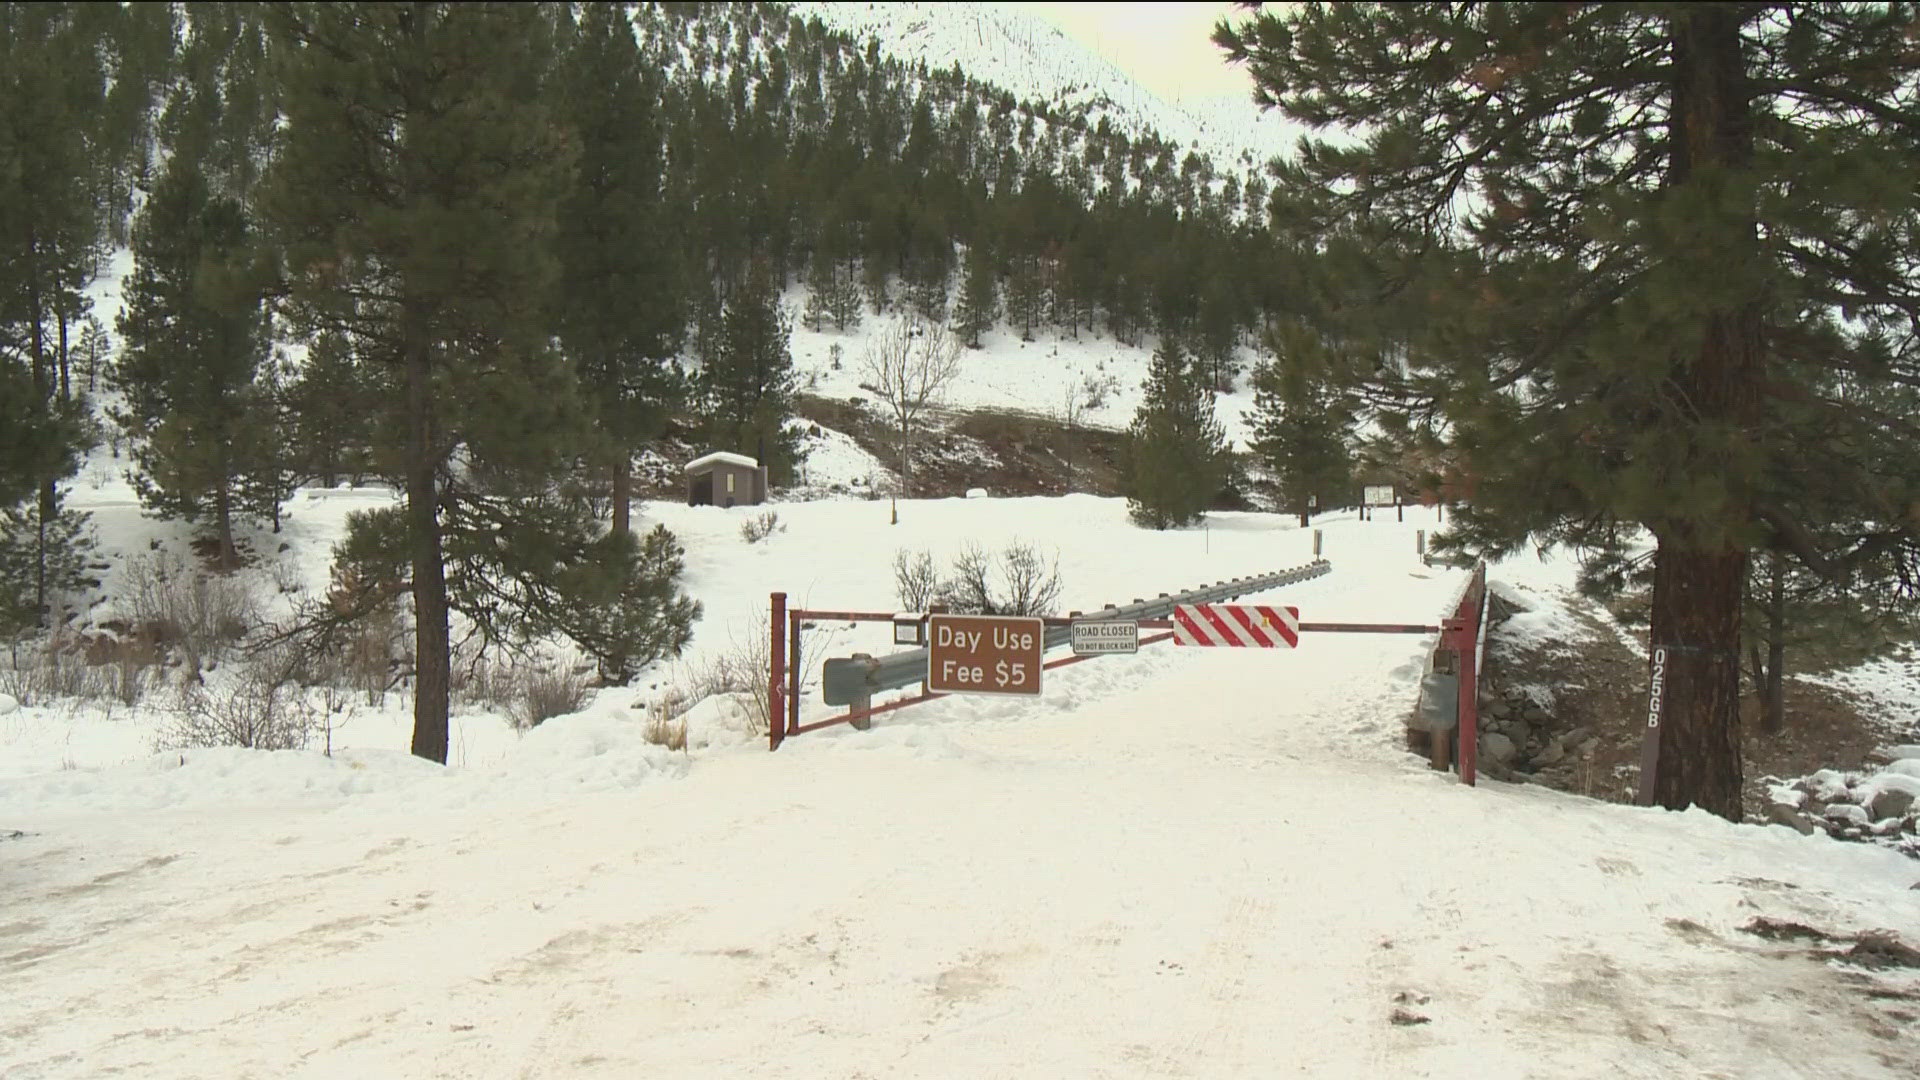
[0,361,93,633]
[554,1,687,538]
[700,261,804,482]
[802,251,834,333]
[1247,326,1356,528]
[952,241,998,348]
[1125,338,1229,530]
[825,256,865,332]
[112,163,278,567]
[1218,3,1920,818]
[266,2,584,762]
[74,315,110,394]
[282,331,380,489]
[0,3,123,626]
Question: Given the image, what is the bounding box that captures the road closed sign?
[927,613,1044,696]
[1070,619,1139,655]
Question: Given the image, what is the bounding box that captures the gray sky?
[1003,2,1258,105]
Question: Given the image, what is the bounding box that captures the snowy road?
[5,594,1917,1078]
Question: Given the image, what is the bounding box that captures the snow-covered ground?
[6,501,1920,1077]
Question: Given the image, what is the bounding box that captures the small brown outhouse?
[685,451,768,507]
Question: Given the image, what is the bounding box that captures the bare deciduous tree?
[860,316,962,523]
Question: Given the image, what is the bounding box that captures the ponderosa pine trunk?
[27,239,52,625]
[1643,9,1763,819]
[1763,554,1786,735]
[612,454,632,537]
[214,477,238,570]
[404,310,451,764]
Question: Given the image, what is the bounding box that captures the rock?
[1823,803,1871,827]
[1805,769,1852,801]
[1532,740,1566,767]
[1480,732,1518,766]
[1561,726,1595,748]
[1765,802,1817,835]
[0,693,16,715]
[1869,787,1916,821]
[1522,706,1552,725]
[1486,700,1512,720]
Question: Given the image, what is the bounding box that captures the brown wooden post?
[769,592,786,751]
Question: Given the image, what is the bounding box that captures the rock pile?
[1472,688,1602,787]
[1760,758,1920,857]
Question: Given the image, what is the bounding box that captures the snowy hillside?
[790,1,1301,168]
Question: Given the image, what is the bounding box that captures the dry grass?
[643,705,688,752]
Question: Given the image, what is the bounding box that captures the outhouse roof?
[683,451,760,472]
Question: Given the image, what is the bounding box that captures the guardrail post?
[848,653,873,730]
[770,592,786,751]
[1313,529,1322,557]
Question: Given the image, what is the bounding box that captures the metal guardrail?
[821,559,1332,706]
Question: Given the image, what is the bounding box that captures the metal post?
[769,592,786,751]
[1313,529,1323,557]
[788,609,802,738]
[1637,643,1667,806]
[1417,530,1426,559]
[848,653,873,730]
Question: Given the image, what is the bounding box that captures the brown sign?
[927,614,1044,696]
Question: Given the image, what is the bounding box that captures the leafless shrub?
[120,551,260,674]
[1080,369,1121,411]
[999,541,1063,617]
[684,625,772,736]
[739,509,784,544]
[451,653,513,714]
[942,542,997,614]
[157,653,319,752]
[513,664,591,730]
[113,649,146,707]
[269,559,308,598]
[0,630,124,706]
[892,548,941,610]
[900,541,1065,617]
[861,315,962,505]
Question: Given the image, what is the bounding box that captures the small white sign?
[1071,620,1139,655]
[1364,485,1396,507]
